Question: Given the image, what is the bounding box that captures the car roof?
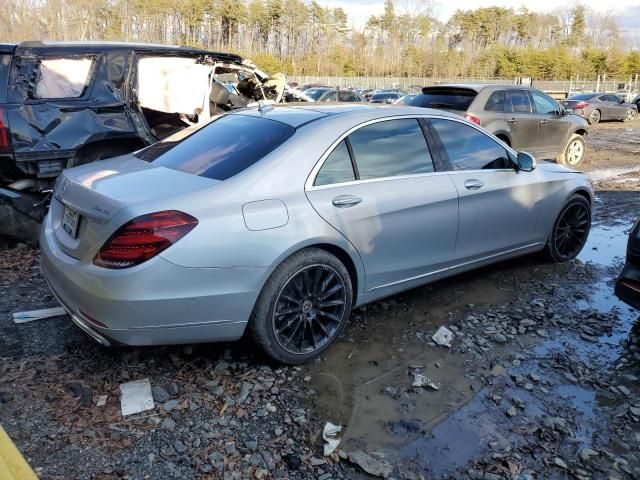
[231,104,459,128]
[13,41,244,63]
[423,84,539,93]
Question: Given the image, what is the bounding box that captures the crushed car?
[0,41,309,241]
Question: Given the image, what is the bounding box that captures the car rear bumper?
[39,216,269,346]
[615,261,640,310]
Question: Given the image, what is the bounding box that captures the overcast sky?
[319,0,640,35]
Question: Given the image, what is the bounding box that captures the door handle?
[464,179,484,190]
[332,194,362,208]
[507,118,518,124]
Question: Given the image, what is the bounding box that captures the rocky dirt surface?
[0,120,639,479]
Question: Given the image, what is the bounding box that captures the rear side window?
[136,115,295,180]
[0,55,11,102]
[339,91,357,102]
[430,119,511,171]
[506,90,533,114]
[35,57,94,98]
[408,89,476,111]
[348,119,434,180]
[315,140,355,186]
[484,91,505,112]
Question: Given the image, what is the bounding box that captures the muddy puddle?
[310,207,640,477]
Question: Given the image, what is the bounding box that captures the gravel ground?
[0,120,639,479]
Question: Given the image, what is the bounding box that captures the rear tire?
[249,248,353,364]
[545,195,591,263]
[557,134,586,167]
[587,109,601,125]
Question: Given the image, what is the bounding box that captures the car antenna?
[257,100,273,114]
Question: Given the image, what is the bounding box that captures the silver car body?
[40,105,593,347]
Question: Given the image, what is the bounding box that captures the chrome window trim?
[304,114,519,191]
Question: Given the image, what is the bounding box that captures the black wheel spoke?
[272,264,347,355]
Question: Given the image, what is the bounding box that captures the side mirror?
[516,152,536,172]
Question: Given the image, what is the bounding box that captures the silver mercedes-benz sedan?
[40,105,593,363]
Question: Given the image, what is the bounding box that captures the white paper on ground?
[432,326,454,347]
[13,306,67,324]
[323,422,342,456]
[120,379,155,416]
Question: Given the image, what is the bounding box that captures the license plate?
[62,206,80,239]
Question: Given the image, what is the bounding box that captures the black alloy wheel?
[272,264,347,354]
[547,196,591,262]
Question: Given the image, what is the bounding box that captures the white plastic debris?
[411,374,440,390]
[120,379,155,416]
[432,326,454,347]
[96,395,108,407]
[323,422,342,456]
[13,306,66,324]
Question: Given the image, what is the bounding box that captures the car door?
[427,117,542,264]
[305,118,459,291]
[596,95,615,120]
[504,89,540,154]
[529,90,569,157]
[606,95,626,119]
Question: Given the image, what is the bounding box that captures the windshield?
[135,114,295,180]
[407,89,477,110]
[305,88,331,101]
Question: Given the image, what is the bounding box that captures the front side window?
[320,91,337,102]
[35,56,94,99]
[339,91,356,102]
[531,91,558,115]
[430,119,511,171]
[348,119,434,180]
[506,90,533,114]
[315,140,355,186]
[136,114,295,180]
[484,91,505,112]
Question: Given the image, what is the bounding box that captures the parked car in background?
[394,94,417,105]
[632,94,640,112]
[406,85,589,167]
[370,91,404,103]
[615,219,640,310]
[0,41,308,240]
[562,93,638,124]
[41,104,593,363]
[304,87,364,102]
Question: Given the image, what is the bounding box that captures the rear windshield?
[371,93,398,101]
[0,55,11,102]
[136,115,295,180]
[407,88,477,111]
[567,93,597,101]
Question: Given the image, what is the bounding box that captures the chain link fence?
[287,75,640,99]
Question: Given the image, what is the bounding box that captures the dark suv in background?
[407,85,589,167]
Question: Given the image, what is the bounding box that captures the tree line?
[1,0,639,80]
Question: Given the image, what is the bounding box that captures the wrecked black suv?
[0,41,307,239]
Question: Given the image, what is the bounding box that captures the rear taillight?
[464,114,481,126]
[575,102,588,109]
[93,210,198,269]
[0,107,12,153]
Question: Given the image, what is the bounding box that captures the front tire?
[624,108,637,122]
[545,195,591,263]
[249,248,353,364]
[557,134,586,167]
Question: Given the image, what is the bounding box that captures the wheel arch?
[570,187,593,206]
[493,131,512,147]
[263,238,366,306]
[71,137,145,167]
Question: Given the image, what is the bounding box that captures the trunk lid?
[51,153,216,260]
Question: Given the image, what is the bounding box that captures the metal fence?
[287,75,640,98]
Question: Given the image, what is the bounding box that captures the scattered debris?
[119,379,155,416]
[432,326,454,347]
[12,306,66,324]
[348,450,393,478]
[95,395,108,407]
[323,422,342,456]
[411,374,440,390]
